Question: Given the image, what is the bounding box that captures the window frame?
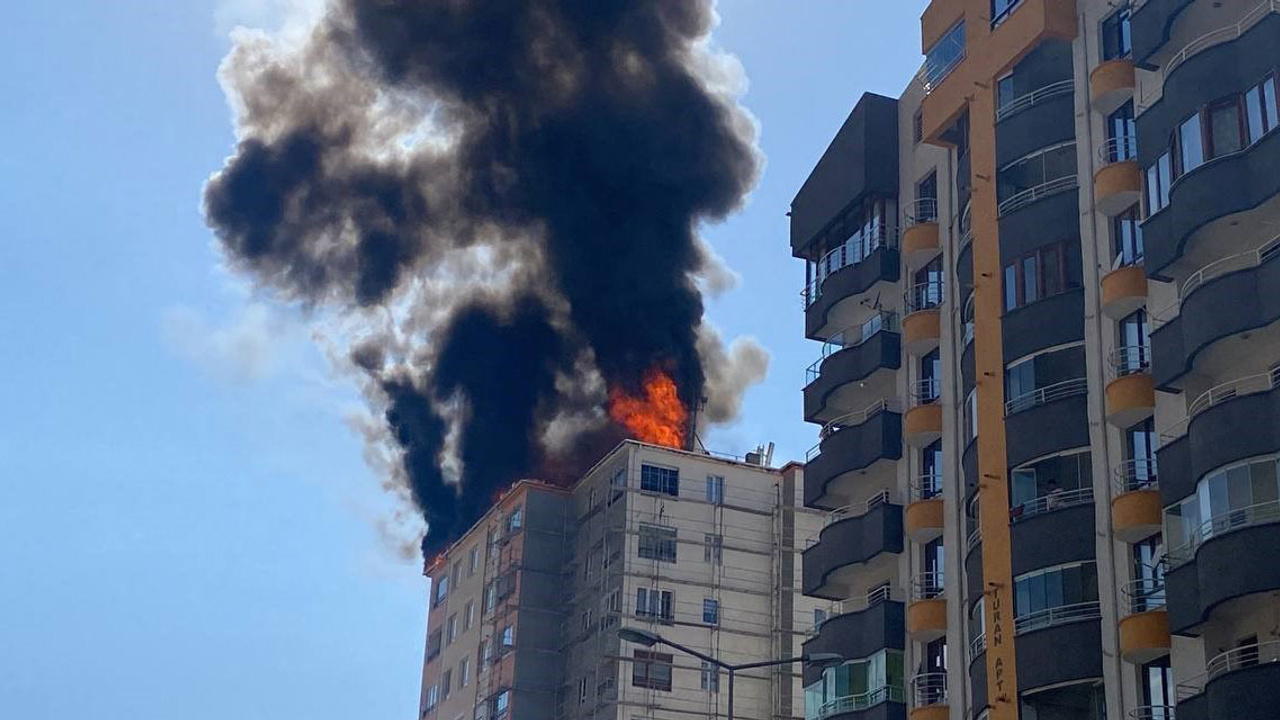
[632,650,674,691]
[702,598,720,625]
[639,464,679,497]
[1002,242,1070,312]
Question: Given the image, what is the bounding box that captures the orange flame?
[608,369,688,448]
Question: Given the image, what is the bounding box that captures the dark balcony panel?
[1131,0,1193,68]
[963,439,978,493]
[1010,503,1097,578]
[804,332,902,422]
[998,189,1080,263]
[814,703,907,720]
[1002,289,1086,363]
[970,650,988,713]
[1151,248,1280,389]
[1137,15,1280,167]
[961,338,975,396]
[958,150,972,213]
[957,240,974,291]
[1200,659,1280,720]
[1156,434,1192,506]
[1175,691,1208,720]
[802,601,906,685]
[1005,393,1090,469]
[1167,521,1280,634]
[996,92,1076,169]
[804,411,903,508]
[966,543,983,603]
[802,503,905,599]
[1157,384,1280,506]
[791,93,900,256]
[806,247,902,339]
[1015,618,1103,692]
[1143,130,1280,280]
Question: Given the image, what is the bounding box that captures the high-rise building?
[790,2,1280,720]
[418,441,826,720]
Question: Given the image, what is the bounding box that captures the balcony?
[907,573,946,643]
[1091,58,1136,115]
[903,281,943,356]
[902,200,941,269]
[998,174,1078,218]
[802,493,905,599]
[804,313,902,424]
[1005,377,1090,468]
[1094,137,1142,216]
[1127,707,1175,720]
[804,231,901,341]
[1106,345,1156,427]
[1119,576,1171,664]
[1101,260,1148,320]
[996,80,1077,169]
[908,672,948,720]
[1111,459,1162,543]
[1010,492,1096,578]
[806,588,906,659]
[905,473,944,544]
[804,400,903,509]
[903,380,943,448]
[1176,641,1280,720]
[1014,606,1104,691]
[809,686,907,720]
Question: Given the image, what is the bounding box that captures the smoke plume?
[205,0,765,557]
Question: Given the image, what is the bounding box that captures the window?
[606,589,622,613]
[491,689,510,717]
[706,475,725,505]
[481,641,493,666]
[703,598,720,625]
[920,441,943,499]
[500,625,514,648]
[1101,7,1132,60]
[452,561,462,588]
[426,629,443,661]
[923,21,965,87]
[1118,310,1151,373]
[923,538,945,591]
[459,657,470,687]
[1008,450,1092,514]
[1125,419,1157,488]
[913,110,924,144]
[1145,152,1172,214]
[997,142,1076,212]
[997,72,1015,112]
[915,172,938,222]
[638,523,677,562]
[1246,75,1279,143]
[636,588,674,621]
[918,350,941,404]
[1178,113,1204,174]
[704,533,723,564]
[964,389,978,444]
[434,575,449,607]
[506,507,522,533]
[701,661,720,692]
[464,601,474,631]
[1113,205,1143,266]
[441,669,452,700]
[426,684,439,710]
[579,676,590,704]
[1164,454,1280,563]
[1013,561,1099,630]
[632,650,674,691]
[1132,536,1165,613]
[969,597,986,653]
[484,581,498,612]
[1141,659,1174,709]
[468,546,480,576]
[640,464,679,496]
[814,608,828,631]
[1005,358,1036,406]
[1003,242,1070,311]
[802,649,905,720]
[1106,102,1136,162]
[582,610,593,632]
[1207,98,1244,158]
[992,0,1022,26]
[446,614,458,646]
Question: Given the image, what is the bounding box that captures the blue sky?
[0,2,925,718]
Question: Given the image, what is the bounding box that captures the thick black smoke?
[204,0,762,557]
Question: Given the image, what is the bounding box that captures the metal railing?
[998,174,1079,216]
[814,685,906,720]
[1108,345,1151,380]
[822,489,899,529]
[1005,377,1088,415]
[1160,367,1280,444]
[807,398,903,460]
[809,586,905,635]
[1152,232,1280,327]
[1177,640,1280,700]
[1011,486,1094,521]
[1113,458,1159,494]
[1166,499,1280,568]
[966,524,982,552]
[958,203,973,249]
[904,198,939,227]
[912,472,943,502]
[1014,600,1102,634]
[911,572,945,601]
[805,312,900,385]
[1122,576,1167,615]
[917,27,966,93]
[1098,136,1139,165]
[911,672,948,707]
[802,227,898,308]
[996,79,1074,122]
[905,280,945,313]
[1145,0,1280,107]
[969,632,987,660]
[910,378,941,407]
[1128,707,1175,720]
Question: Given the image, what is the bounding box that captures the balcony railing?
[1160,367,1280,444]
[1128,707,1175,720]
[997,175,1079,217]
[1122,576,1167,615]
[821,489,899,530]
[911,672,948,707]
[1166,498,1280,568]
[995,79,1074,123]
[1011,486,1094,522]
[909,378,942,407]
[911,472,943,502]
[1014,600,1102,634]
[958,203,973,250]
[1176,640,1280,700]
[1142,0,1280,108]
[969,631,987,660]
[1152,232,1280,328]
[905,280,945,314]
[814,685,907,720]
[904,198,939,227]
[807,398,904,460]
[809,585,905,636]
[1113,458,1159,494]
[966,524,982,553]
[802,227,899,308]
[1109,345,1151,380]
[1005,377,1088,415]
[1098,136,1139,165]
[805,311,900,385]
[911,572,945,602]
[917,26,966,94]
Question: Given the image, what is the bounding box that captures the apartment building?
[418,440,827,720]
[790,2,1280,720]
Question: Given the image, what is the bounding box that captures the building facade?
[418,441,827,720]
[791,2,1280,720]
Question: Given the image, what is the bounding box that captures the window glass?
[992,0,1021,25]
[1179,114,1204,173]
[1040,246,1061,296]
[1247,85,1266,143]
[1102,8,1132,60]
[1022,256,1038,304]
[640,465,679,496]
[1004,263,1018,311]
[1157,153,1172,208]
[1265,77,1280,131]
[924,21,965,87]
[1114,205,1143,265]
[705,475,724,505]
[703,598,719,625]
[637,524,677,562]
[1107,102,1136,160]
[1208,101,1243,158]
[997,73,1015,111]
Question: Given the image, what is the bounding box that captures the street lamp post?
[618,627,843,720]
